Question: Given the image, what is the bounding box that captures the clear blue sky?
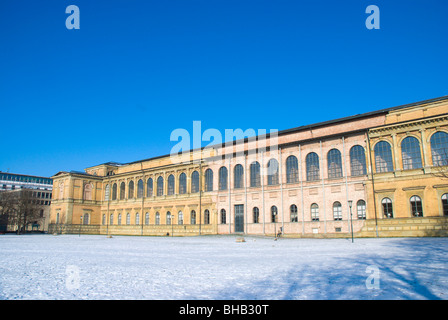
[1,0,447,177]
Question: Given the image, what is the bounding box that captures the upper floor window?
[112,183,117,200]
[168,175,175,195]
[374,141,394,173]
[157,176,163,196]
[204,169,213,192]
[219,167,228,190]
[83,183,92,201]
[120,182,126,200]
[350,145,367,176]
[104,184,110,201]
[128,180,134,199]
[250,161,261,187]
[430,131,448,167]
[234,164,244,189]
[179,173,187,194]
[401,136,422,170]
[306,152,320,181]
[286,155,299,183]
[137,179,144,198]
[146,178,153,197]
[327,149,343,179]
[267,159,279,185]
[191,171,200,193]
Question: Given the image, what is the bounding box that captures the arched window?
[311,203,319,221]
[382,198,393,218]
[286,155,299,183]
[137,179,144,198]
[357,200,366,219]
[328,149,343,179]
[430,131,448,166]
[204,210,210,224]
[110,213,114,225]
[155,212,160,225]
[102,214,106,225]
[166,212,172,225]
[83,183,92,201]
[157,176,164,196]
[104,184,110,201]
[146,178,153,197]
[410,195,423,217]
[204,169,213,192]
[267,159,279,185]
[220,209,226,224]
[168,175,175,195]
[117,213,122,225]
[306,152,320,181]
[290,204,298,222]
[271,206,278,223]
[126,213,131,225]
[350,145,367,176]
[83,213,89,225]
[145,212,149,225]
[191,210,196,225]
[250,161,261,187]
[178,211,183,225]
[135,213,140,225]
[191,171,200,193]
[112,183,117,200]
[442,194,448,216]
[253,207,260,223]
[128,180,134,199]
[219,167,228,190]
[179,173,187,194]
[234,164,244,189]
[374,141,394,173]
[401,136,422,170]
[333,201,342,220]
[120,182,125,200]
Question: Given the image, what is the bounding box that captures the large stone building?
[49,96,448,237]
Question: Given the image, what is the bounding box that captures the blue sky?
[0,0,447,177]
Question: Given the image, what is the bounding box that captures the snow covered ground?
[0,234,447,300]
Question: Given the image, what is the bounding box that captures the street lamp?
[171,214,175,237]
[348,200,353,243]
[79,215,83,237]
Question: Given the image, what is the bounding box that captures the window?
[271,206,278,223]
[250,161,261,187]
[430,131,448,166]
[135,213,140,225]
[219,167,228,190]
[204,169,213,192]
[191,210,196,225]
[350,145,367,176]
[191,171,200,193]
[306,152,320,181]
[83,213,89,225]
[102,214,106,225]
[286,155,299,183]
[382,198,393,218]
[120,182,125,200]
[145,212,149,225]
[166,212,172,225]
[220,209,226,224]
[204,210,210,224]
[357,200,366,219]
[234,164,244,189]
[410,195,423,217]
[110,214,114,225]
[311,204,319,221]
[137,179,144,198]
[374,141,394,173]
[128,181,134,199]
[290,204,298,222]
[155,212,160,225]
[178,211,183,225]
[442,194,448,216]
[157,176,163,196]
[333,201,342,220]
[105,184,110,201]
[168,175,175,195]
[253,207,260,223]
[179,173,187,194]
[146,178,153,197]
[267,159,279,185]
[401,136,422,170]
[126,213,131,225]
[83,183,92,201]
[327,149,343,179]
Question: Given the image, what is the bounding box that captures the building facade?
[49,96,448,237]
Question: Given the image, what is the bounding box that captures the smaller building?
[0,172,53,233]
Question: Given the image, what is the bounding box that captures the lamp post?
[348,200,353,243]
[273,210,278,240]
[171,214,174,237]
[79,216,82,237]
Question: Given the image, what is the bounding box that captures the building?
[49,96,448,237]
[0,172,53,232]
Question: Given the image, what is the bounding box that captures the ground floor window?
[204,210,210,224]
[253,207,259,223]
[443,194,448,216]
[220,209,226,224]
[410,196,423,217]
[357,200,366,219]
[333,202,342,221]
[290,204,298,222]
[382,198,393,218]
[191,210,196,225]
[311,204,319,221]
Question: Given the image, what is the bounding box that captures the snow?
[0,234,447,300]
